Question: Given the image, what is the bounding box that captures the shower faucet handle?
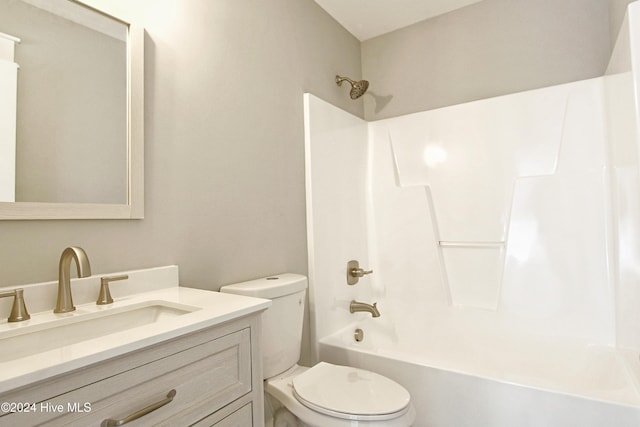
[347,260,373,285]
[352,267,373,277]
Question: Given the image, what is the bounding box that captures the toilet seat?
[292,362,411,421]
[266,364,415,427]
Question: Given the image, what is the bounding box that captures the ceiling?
[314,0,485,41]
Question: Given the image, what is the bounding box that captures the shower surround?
[304,5,640,426]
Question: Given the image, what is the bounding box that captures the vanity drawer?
[192,402,253,427]
[213,403,252,426]
[1,328,251,426]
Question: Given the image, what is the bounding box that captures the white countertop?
[0,267,270,394]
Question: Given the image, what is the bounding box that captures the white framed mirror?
[0,0,143,219]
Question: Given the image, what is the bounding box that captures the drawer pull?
[102,389,177,426]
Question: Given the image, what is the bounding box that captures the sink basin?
[0,301,198,363]
[0,268,271,396]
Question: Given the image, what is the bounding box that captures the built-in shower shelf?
[439,241,504,248]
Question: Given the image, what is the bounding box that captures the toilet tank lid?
[219,273,307,299]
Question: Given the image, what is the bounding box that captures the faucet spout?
[350,300,381,318]
[54,247,91,313]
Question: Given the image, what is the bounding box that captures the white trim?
[0,17,144,220]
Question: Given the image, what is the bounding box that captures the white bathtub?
[317,305,640,427]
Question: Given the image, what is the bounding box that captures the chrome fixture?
[0,288,30,322]
[350,300,380,317]
[347,260,373,285]
[336,75,369,99]
[55,246,92,313]
[97,275,128,305]
[354,328,364,342]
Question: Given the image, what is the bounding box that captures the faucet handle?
[347,260,373,285]
[0,288,30,322]
[352,267,373,277]
[97,275,128,305]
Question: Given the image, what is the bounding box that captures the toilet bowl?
[220,274,415,427]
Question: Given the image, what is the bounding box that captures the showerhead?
[336,75,369,100]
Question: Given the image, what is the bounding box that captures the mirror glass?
[0,0,143,219]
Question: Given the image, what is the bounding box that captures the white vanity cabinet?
[0,314,264,427]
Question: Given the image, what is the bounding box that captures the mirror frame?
[0,6,143,220]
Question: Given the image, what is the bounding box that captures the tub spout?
[350,300,380,318]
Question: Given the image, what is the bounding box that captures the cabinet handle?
[101,389,177,426]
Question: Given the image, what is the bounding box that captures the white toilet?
[220,273,416,427]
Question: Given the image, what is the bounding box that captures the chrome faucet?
[54,247,92,313]
[350,300,380,317]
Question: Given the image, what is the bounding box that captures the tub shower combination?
[304,7,640,426]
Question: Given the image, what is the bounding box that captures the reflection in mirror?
[1,0,127,204]
[0,0,143,219]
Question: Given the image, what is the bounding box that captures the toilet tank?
[220,273,307,379]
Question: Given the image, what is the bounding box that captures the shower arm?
[335,75,356,87]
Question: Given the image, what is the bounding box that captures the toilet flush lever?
[347,260,373,285]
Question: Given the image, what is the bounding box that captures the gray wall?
[0,0,361,289]
[0,0,629,365]
[362,0,624,120]
[610,0,637,46]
